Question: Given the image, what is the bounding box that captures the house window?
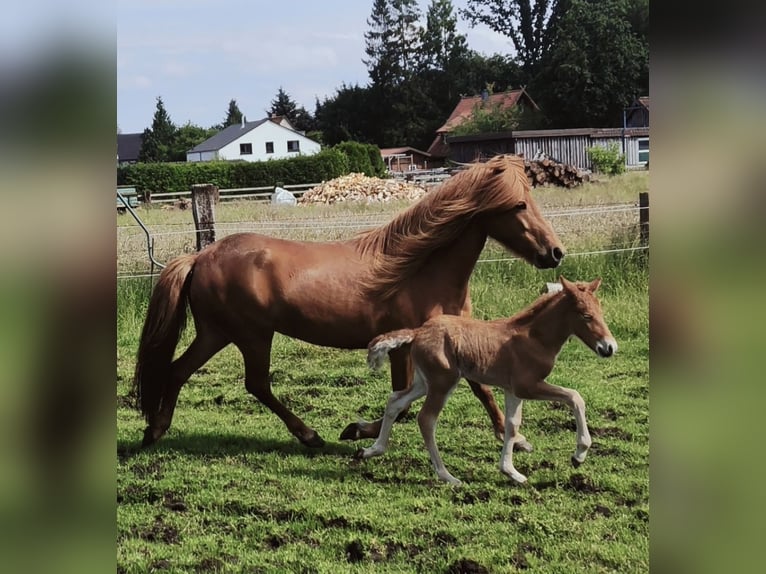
[637,138,649,164]
[240,143,252,155]
[265,141,274,154]
[287,140,300,153]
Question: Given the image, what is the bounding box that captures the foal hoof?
[299,430,325,448]
[514,440,534,453]
[571,456,582,468]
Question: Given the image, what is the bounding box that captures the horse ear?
[559,276,576,295]
[588,278,602,292]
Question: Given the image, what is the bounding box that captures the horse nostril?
[552,247,564,262]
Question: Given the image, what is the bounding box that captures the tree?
[314,84,376,146]
[364,0,421,88]
[268,87,315,132]
[419,0,469,73]
[531,0,648,127]
[170,122,218,162]
[222,99,244,127]
[460,0,567,78]
[139,96,176,162]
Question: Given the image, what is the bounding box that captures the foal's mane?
[353,155,529,298]
[510,289,566,324]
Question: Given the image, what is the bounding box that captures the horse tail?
[133,253,198,421]
[367,329,416,371]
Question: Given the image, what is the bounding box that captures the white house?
[186,116,321,162]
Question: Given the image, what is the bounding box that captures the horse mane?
[352,155,529,299]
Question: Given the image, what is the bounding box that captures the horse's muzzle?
[596,339,617,358]
[536,247,565,268]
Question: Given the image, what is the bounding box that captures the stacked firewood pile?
[523,157,589,188]
[299,173,428,204]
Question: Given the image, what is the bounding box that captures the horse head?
[560,276,617,358]
[477,155,565,269]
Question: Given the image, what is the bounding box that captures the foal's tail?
[133,253,198,421]
[367,329,416,370]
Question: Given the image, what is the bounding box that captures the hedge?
[117,148,351,198]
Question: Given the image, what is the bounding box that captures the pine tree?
[269,87,298,118]
[222,99,244,127]
[268,87,315,132]
[419,0,468,73]
[364,0,421,89]
[139,96,176,162]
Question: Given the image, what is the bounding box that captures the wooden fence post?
[639,192,649,247]
[191,183,219,251]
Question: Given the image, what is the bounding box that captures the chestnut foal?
[358,277,617,485]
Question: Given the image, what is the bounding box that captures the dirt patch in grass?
[131,458,163,479]
[345,539,365,563]
[566,473,601,494]
[137,516,180,545]
[452,488,491,505]
[445,557,490,573]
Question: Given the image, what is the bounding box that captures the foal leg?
[528,381,592,467]
[357,369,428,459]
[466,379,506,443]
[340,347,412,441]
[499,390,529,484]
[142,331,228,447]
[238,333,324,448]
[418,376,461,485]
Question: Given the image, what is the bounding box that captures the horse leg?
[465,379,511,445]
[239,333,324,448]
[525,380,592,467]
[340,346,412,441]
[499,390,528,484]
[418,375,461,485]
[357,368,428,459]
[142,331,227,447]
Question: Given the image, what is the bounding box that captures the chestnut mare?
[360,277,617,485]
[134,155,564,449]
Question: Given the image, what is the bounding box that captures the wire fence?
[117,201,648,279]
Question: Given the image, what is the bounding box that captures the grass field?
[117,172,649,573]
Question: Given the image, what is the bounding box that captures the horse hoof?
[339,423,362,441]
[514,440,534,453]
[141,427,157,448]
[300,431,325,448]
[353,448,366,460]
[571,456,582,468]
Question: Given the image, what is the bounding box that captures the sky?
[117,0,513,134]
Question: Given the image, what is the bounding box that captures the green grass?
[117,173,648,573]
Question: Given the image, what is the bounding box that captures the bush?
[331,141,387,177]
[587,143,626,176]
[117,149,349,198]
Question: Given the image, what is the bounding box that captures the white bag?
[271,186,297,205]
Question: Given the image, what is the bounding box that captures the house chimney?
[241,115,245,128]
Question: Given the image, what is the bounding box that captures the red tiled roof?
[379,146,432,157]
[426,134,450,158]
[435,89,537,133]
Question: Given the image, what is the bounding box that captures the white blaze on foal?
[358,276,617,485]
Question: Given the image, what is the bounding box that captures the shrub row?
[117,142,388,198]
